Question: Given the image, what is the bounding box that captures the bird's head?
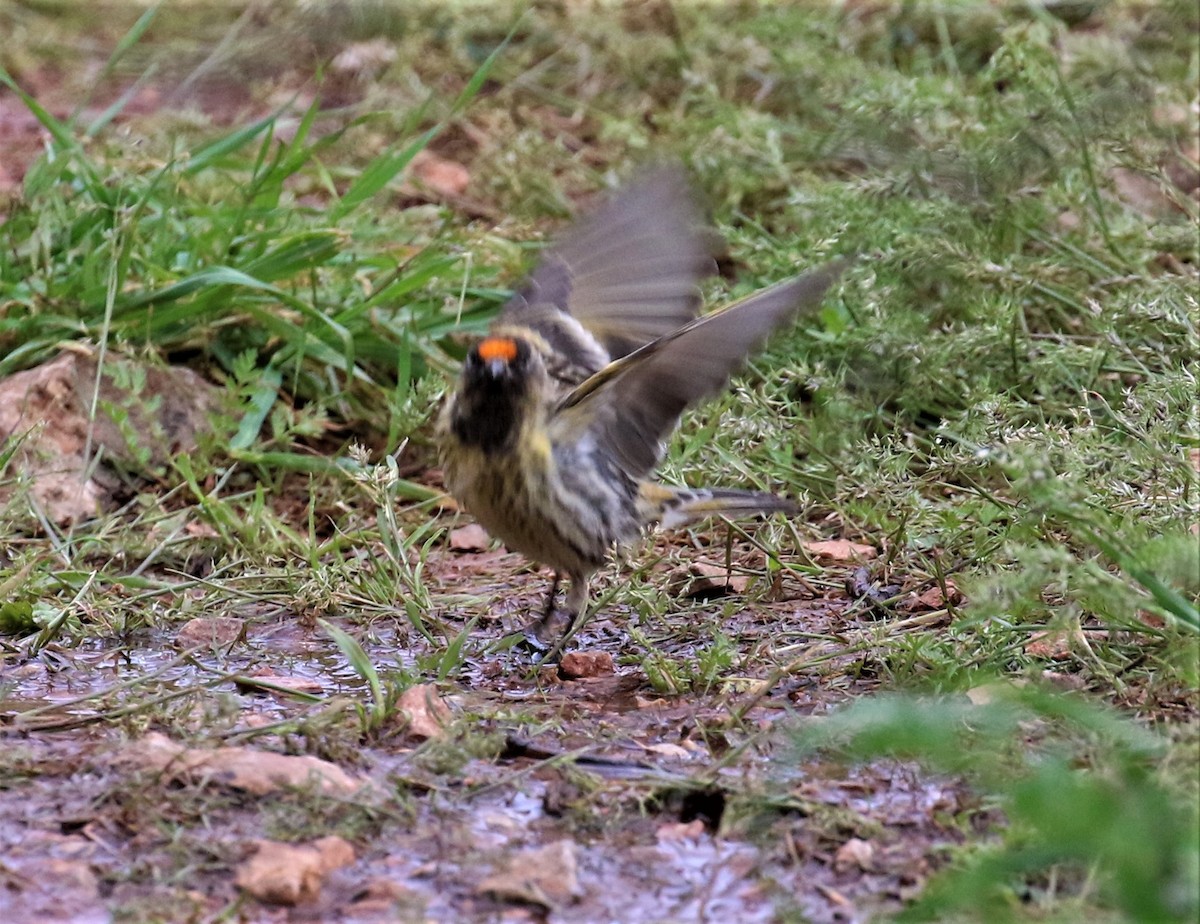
[450,334,545,454]
[464,335,535,390]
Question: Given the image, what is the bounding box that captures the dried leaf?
[330,39,397,79]
[477,840,581,908]
[641,742,693,761]
[235,836,355,906]
[124,732,366,796]
[833,837,876,872]
[398,683,452,739]
[234,670,324,696]
[846,566,900,610]
[0,856,102,923]
[900,581,964,612]
[667,561,750,599]
[1025,629,1074,660]
[449,523,491,551]
[803,539,877,563]
[346,878,419,916]
[176,616,244,648]
[655,819,706,842]
[185,520,220,538]
[410,150,471,198]
[965,680,1033,707]
[1042,670,1087,692]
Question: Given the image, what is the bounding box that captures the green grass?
[787,685,1199,922]
[0,1,1197,921]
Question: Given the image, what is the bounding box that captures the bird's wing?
[500,165,717,360]
[552,259,852,478]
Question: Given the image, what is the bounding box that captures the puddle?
[0,618,395,728]
[581,837,774,924]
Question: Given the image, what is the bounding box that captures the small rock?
[1110,166,1180,218]
[558,650,614,680]
[0,350,217,524]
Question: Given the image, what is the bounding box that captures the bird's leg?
[559,573,590,642]
[540,571,561,623]
[522,572,591,662]
[521,572,563,653]
[536,573,591,664]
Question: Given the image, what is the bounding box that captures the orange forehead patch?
[477,337,519,363]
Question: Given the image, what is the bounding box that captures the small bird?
[438,167,848,649]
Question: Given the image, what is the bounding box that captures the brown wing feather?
[501,165,717,359]
[553,259,852,477]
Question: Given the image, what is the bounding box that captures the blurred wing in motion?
[501,165,717,364]
[554,259,853,477]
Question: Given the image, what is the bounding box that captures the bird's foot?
[518,607,575,662]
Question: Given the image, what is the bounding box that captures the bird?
[437,166,849,650]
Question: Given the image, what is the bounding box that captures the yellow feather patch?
[526,429,553,464]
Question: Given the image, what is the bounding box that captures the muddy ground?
[2,536,981,924]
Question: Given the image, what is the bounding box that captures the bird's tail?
[641,483,797,529]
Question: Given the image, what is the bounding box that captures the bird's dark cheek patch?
[453,390,521,455]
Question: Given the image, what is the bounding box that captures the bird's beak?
[486,358,508,379]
